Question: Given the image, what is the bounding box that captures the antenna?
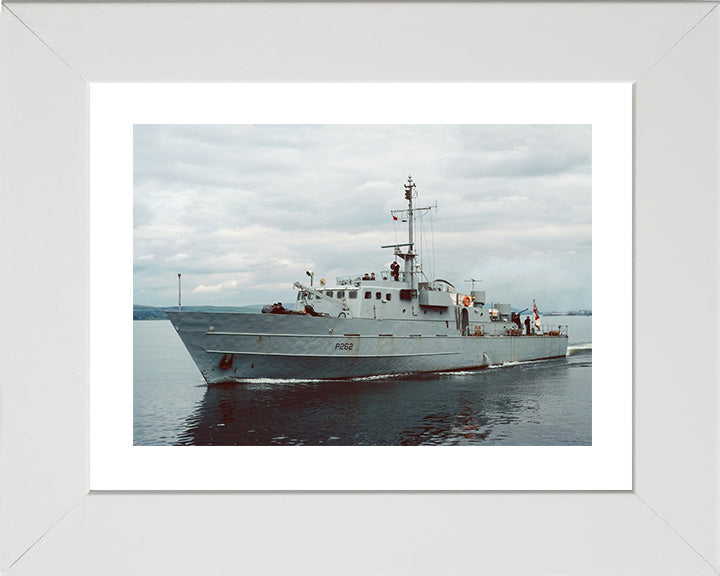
[464,278,483,291]
[178,273,182,311]
[384,177,437,288]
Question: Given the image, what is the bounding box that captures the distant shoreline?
[133,304,591,321]
[133,304,263,320]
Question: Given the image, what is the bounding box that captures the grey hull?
[166,311,568,383]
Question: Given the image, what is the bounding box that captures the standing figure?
[390,261,400,281]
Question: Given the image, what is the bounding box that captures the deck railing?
[540,325,568,337]
[470,325,568,337]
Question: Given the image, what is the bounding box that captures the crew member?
[390,261,400,281]
[524,316,531,335]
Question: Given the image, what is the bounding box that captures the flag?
[533,299,542,333]
[392,215,398,221]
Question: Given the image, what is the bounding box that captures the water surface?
[134,316,591,446]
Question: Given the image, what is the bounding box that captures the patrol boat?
[166,177,568,383]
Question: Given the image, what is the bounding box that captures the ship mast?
[404,175,416,286]
[384,176,435,289]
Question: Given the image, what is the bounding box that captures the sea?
[133,315,591,446]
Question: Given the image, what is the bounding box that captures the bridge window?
[365,291,371,299]
[349,291,357,299]
[326,290,333,298]
[386,293,392,301]
[376,292,382,300]
[337,291,344,299]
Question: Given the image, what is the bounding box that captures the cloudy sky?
[134,124,591,312]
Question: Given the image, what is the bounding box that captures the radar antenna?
[464,279,484,291]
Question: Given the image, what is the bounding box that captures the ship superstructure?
[167,177,568,383]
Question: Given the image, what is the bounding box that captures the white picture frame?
[2,2,718,574]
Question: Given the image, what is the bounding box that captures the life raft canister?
[462,295,472,307]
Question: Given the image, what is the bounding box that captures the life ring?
[462,295,472,307]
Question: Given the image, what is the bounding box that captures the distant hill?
[511,307,591,316]
[134,304,590,320]
[544,310,592,316]
[133,304,264,320]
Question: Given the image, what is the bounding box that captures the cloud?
[134,125,591,311]
[193,284,223,294]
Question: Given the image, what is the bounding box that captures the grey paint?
[167,310,566,381]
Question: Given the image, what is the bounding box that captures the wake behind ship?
[166,177,568,383]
